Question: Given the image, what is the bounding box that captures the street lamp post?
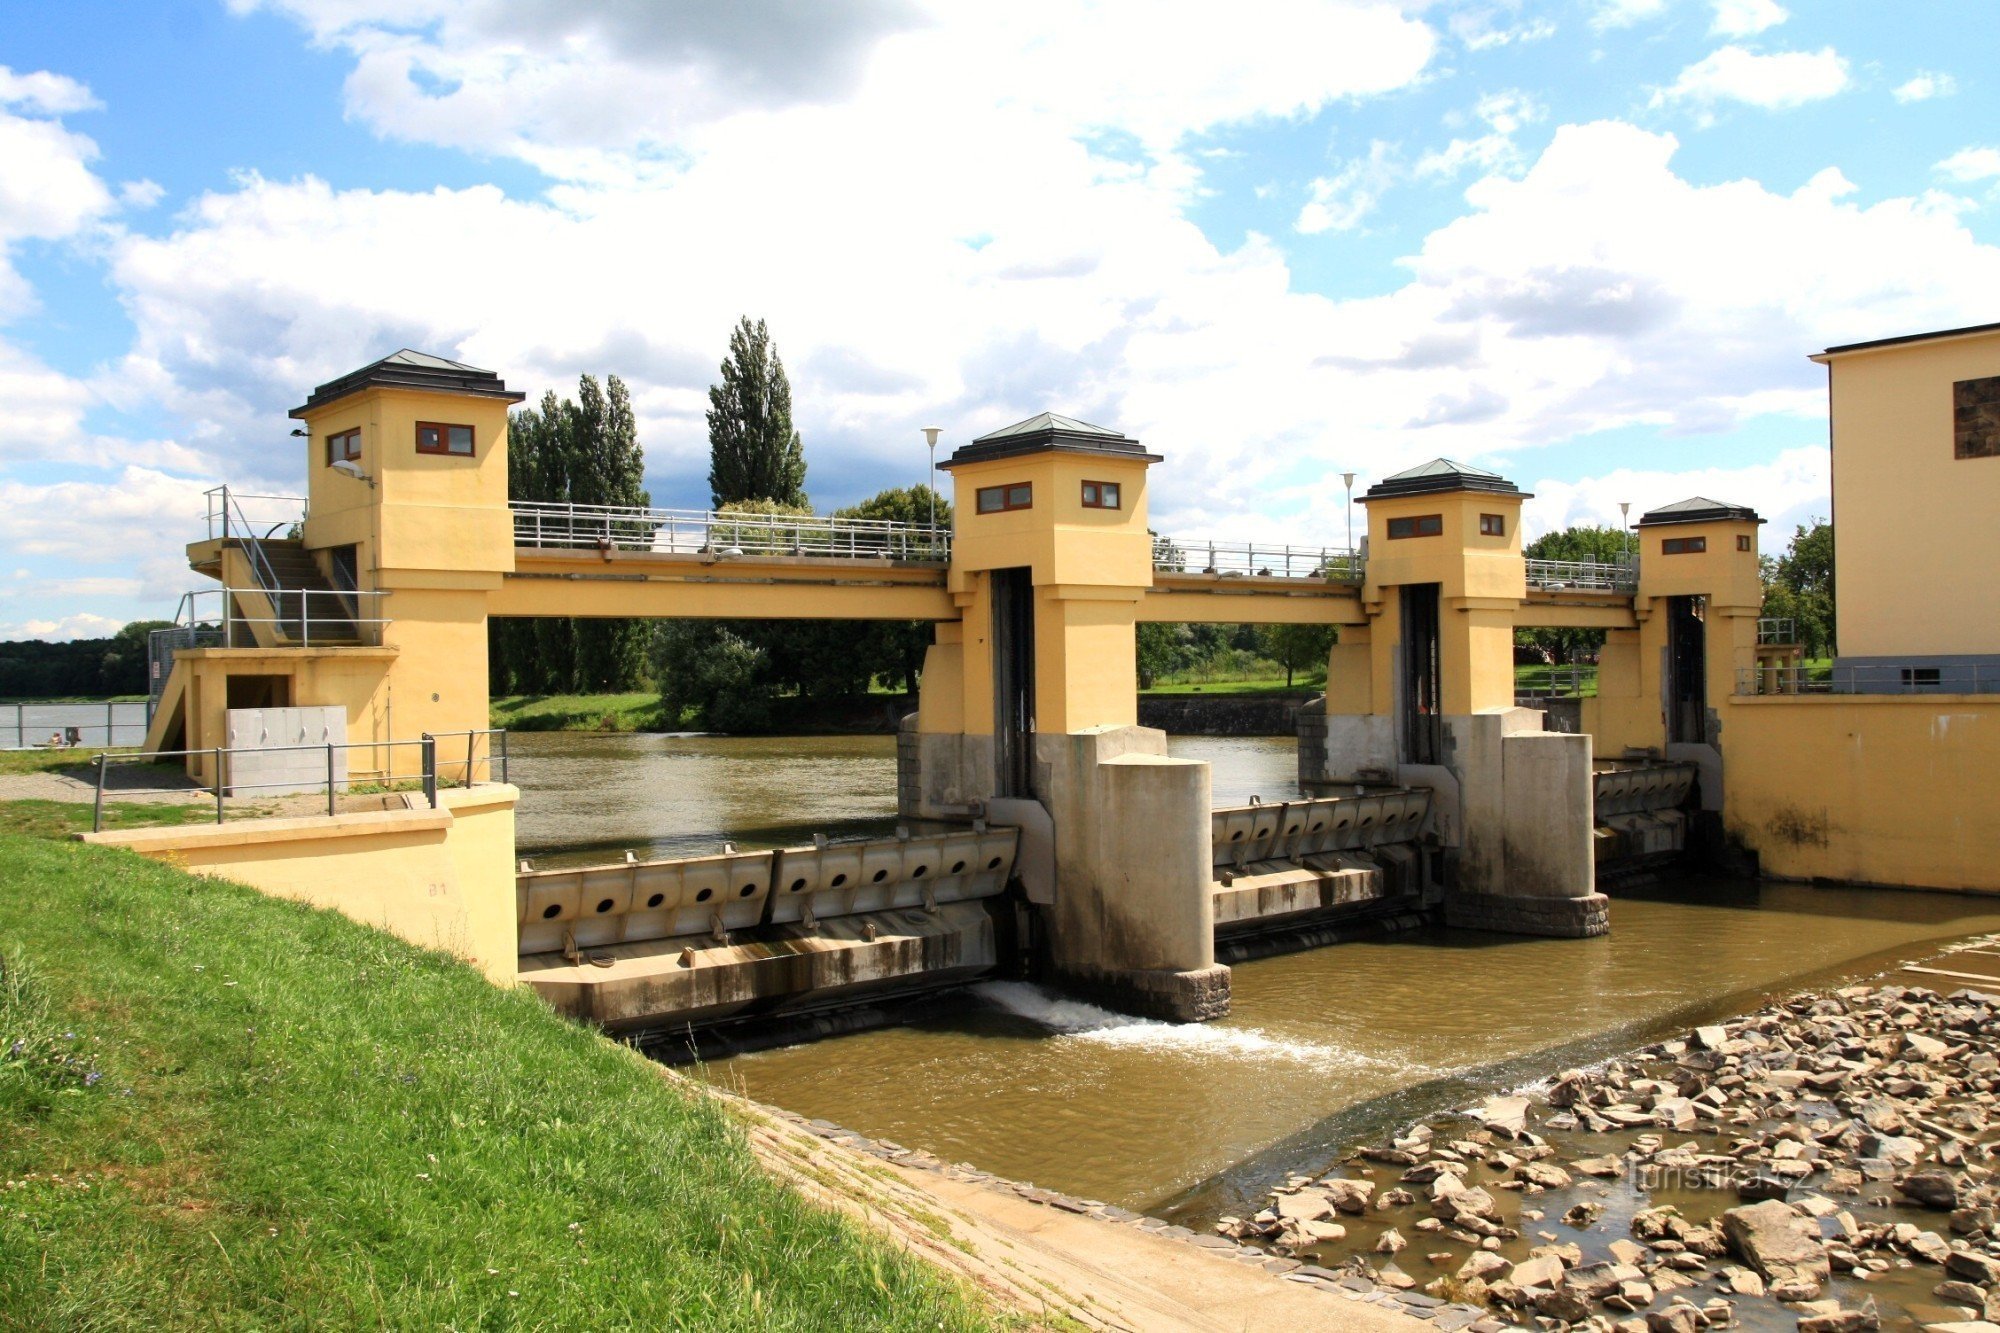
[1618,501,1631,563]
[1341,471,1357,574]
[921,427,942,534]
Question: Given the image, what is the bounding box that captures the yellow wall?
[1818,328,2000,658]
[83,785,522,982]
[164,646,396,779]
[1723,696,2000,892]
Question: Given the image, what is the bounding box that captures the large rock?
[1273,1190,1333,1223]
[1322,1177,1375,1215]
[1902,1171,1964,1210]
[1719,1200,1830,1292]
[1510,1254,1565,1290]
[1481,1095,1530,1137]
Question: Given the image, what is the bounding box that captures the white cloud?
[1297,141,1399,233]
[1590,0,1668,32]
[1448,8,1557,51]
[1893,72,1957,104]
[1709,0,1787,38]
[1652,46,1851,113]
[1935,147,2000,184]
[1417,91,1544,180]
[236,0,1437,174]
[0,612,126,642]
[0,66,101,115]
[1524,446,1829,542]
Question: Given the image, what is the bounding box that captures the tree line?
[0,620,167,698]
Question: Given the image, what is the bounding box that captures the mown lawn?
[1139,678,1318,696]
[490,693,671,733]
[0,829,993,1330]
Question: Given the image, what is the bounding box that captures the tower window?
[1736,534,1752,552]
[1662,536,1706,555]
[976,483,1032,513]
[1955,375,2000,460]
[1081,481,1121,509]
[327,429,360,465]
[1387,514,1443,540]
[1479,513,1505,537]
[416,422,475,457]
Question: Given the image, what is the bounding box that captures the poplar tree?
[706,317,807,509]
[569,374,652,690]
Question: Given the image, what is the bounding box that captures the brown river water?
[508,731,2000,1226]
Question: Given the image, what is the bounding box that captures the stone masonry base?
[1064,963,1233,1022]
[1445,890,1610,938]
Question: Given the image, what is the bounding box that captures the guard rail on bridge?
[1153,537,1363,582]
[1525,557,1637,593]
[512,502,951,563]
[1738,663,2000,696]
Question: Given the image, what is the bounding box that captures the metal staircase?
[241,539,362,645]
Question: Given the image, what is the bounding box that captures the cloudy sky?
[2,0,1996,639]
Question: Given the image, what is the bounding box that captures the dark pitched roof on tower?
[1363,457,1527,500]
[943,411,1161,467]
[290,349,527,417]
[1637,496,1763,526]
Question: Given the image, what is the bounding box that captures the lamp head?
[922,427,942,449]
[1341,471,1356,489]
[331,458,369,482]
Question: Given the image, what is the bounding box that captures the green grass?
[0,832,993,1330]
[0,799,217,840]
[1513,663,1600,698]
[0,747,145,778]
[490,693,670,733]
[1139,678,1317,696]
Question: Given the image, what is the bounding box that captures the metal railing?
[2,701,149,750]
[1152,537,1364,583]
[159,586,390,650]
[1525,557,1637,593]
[1757,617,1797,645]
[1737,663,2000,696]
[205,485,307,543]
[88,729,509,832]
[511,502,951,562]
[1515,665,1593,698]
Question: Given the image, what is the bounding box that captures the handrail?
[1152,537,1363,583]
[510,501,951,563]
[205,486,304,604]
[166,586,389,650]
[1737,663,2000,696]
[1525,557,1637,593]
[90,730,509,831]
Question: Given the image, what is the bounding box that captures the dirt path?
[724,1089,1442,1332]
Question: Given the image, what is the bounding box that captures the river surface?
[508,731,2000,1222]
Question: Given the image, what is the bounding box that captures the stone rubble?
[1219,970,2000,1333]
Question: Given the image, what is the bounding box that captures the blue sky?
[1,0,1996,638]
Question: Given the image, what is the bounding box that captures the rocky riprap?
[1220,976,2000,1333]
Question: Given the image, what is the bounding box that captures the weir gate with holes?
[513,787,1438,1045]
[1590,759,1700,878]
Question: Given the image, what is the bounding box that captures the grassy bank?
[0,828,992,1329]
[491,692,670,733]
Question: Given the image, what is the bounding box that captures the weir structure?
[116,331,2000,1036]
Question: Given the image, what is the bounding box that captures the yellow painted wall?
[1723,696,2000,892]
[1818,329,2000,658]
[165,647,396,780]
[1361,490,1526,605]
[84,785,522,982]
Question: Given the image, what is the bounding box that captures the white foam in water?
[971,981,1421,1073]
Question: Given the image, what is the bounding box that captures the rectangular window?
[1479,513,1505,537]
[1902,667,1943,690]
[1736,534,1752,552]
[326,428,361,465]
[975,482,1033,513]
[1661,535,1707,555]
[416,421,475,456]
[1081,480,1121,510]
[1387,514,1444,540]
[1955,375,2000,460]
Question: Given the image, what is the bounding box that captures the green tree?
[1255,623,1336,688]
[835,486,950,693]
[1515,524,1628,664]
[1136,622,1185,688]
[651,621,773,733]
[100,620,172,695]
[706,318,807,509]
[1762,519,1835,657]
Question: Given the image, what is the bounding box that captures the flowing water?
[509,730,2000,1223]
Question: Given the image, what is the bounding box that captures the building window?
[416,421,475,457]
[1081,480,1121,510]
[1478,513,1505,537]
[1736,534,1752,552]
[1661,535,1706,555]
[1387,514,1444,540]
[1955,376,2000,460]
[976,482,1033,513]
[1902,667,1943,691]
[326,428,361,465]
